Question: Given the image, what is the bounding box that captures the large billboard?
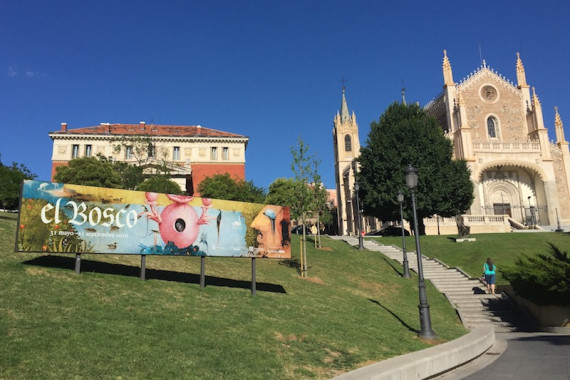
[16,180,291,258]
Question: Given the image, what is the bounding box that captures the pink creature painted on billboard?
[142,192,213,249]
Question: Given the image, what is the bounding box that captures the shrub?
[502,243,570,306]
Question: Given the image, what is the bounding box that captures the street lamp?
[397,190,410,278]
[354,182,364,250]
[404,165,436,340]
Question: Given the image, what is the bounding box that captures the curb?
[332,327,495,380]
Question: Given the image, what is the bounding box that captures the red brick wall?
[51,162,68,181]
[190,163,245,195]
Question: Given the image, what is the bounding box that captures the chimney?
[61,122,67,131]
[140,121,145,131]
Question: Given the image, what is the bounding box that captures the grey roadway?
[435,332,570,380]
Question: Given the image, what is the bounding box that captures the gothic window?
[487,117,498,138]
[344,135,352,152]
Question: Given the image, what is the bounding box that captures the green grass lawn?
[0,212,466,379]
[369,231,570,284]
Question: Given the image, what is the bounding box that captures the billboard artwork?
[16,180,291,258]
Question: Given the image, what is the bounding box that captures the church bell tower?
[333,88,361,235]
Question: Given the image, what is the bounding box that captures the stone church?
[425,51,570,231]
[333,51,570,235]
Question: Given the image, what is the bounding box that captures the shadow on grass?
[382,257,406,277]
[23,255,287,294]
[278,257,301,275]
[368,298,419,333]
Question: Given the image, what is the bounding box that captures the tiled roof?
[52,123,247,139]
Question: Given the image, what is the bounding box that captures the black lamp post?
[354,182,364,250]
[405,165,436,340]
[397,190,410,278]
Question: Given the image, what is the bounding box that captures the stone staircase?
[331,236,534,332]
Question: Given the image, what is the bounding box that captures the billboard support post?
[140,255,146,281]
[75,254,81,274]
[200,256,206,289]
[251,258,256,296]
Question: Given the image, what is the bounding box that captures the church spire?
[442,49,454,85]
[516,52,528,88]
[532,87,541,108]
[555,106,567,143]
[340,87,350,122]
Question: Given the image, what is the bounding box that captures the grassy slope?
[370,232,570,284]
[0,213,465,379]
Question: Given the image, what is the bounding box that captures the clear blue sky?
[2,0,569,190]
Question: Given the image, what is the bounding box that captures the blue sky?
[2,0,569,190]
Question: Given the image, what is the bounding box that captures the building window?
[222,147,229,160]
[345,135,352,152]
[85,145,92,157]
[487,117,498,138]
[211,147,218,160]
[125,146,133,160]
[72,144,79,158]
[148,143,154,158]
[173,146,180,161]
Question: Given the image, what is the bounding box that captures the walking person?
[483,258,496,294]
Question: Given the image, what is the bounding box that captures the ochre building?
[49,122,249,195]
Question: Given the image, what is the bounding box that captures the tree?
[113,161,144,190]
[290,136,318,277]
[503,243,570,306]
[309,159,330,248]
[137,175,183,195]
[265,178,300,208]
[54,155,123,188]
[197,173,265,203]
[111,134,168,167]
[358,102,473,234]
[0,161,36,210]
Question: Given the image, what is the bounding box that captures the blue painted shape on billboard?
[16,180,291,258]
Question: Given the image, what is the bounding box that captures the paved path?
[440,332,570,380]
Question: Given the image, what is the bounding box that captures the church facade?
[49,121,249,195]
[425,51,570,229]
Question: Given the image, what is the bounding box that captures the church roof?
[50,123,248,139]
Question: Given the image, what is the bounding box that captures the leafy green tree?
[503,243,570,306]
[113,161,144,190]
[0,161,37,210]
[197,173,265,203]
[358,102,473,234]
[54,155,123,188]
[265,178,300,208]
[137,175,183,194]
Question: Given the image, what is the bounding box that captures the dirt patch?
[25,267,75,282]
[318,246,333,251]
[274,332,306,343]
[300,276,325,285]
[322,348,342,363]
